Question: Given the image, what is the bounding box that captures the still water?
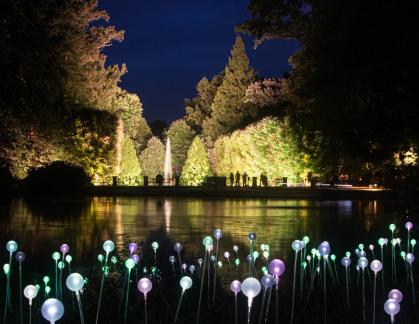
[0,197,397,276]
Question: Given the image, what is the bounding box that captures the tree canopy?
[0,0,145,182]
[166,120,195,174]
[202,36,256,141]
[239,1,419,181]
[181,137,212,186]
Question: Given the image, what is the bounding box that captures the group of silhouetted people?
[229,171,268,187]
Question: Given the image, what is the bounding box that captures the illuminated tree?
[119,137,142,185]
[0,0,142,182]
[181,137,212,185]
[202,36,255,140]
[185,72,224,132]
[239,0,419,180]
[166,120,196,174]
[212,117,309,184]
[139,137,165,178]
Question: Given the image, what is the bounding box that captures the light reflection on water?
[0,197,389,276]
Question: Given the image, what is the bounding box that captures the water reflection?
[0,197,386,274]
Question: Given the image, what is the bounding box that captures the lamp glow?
[41,298,64,323]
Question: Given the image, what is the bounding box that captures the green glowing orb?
[235,258,240,266]
[202,236,213,247]
[389,224,396,231]
[125,258,135,270]
[52,252,60,261]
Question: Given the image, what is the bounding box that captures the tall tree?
[181,137,212,185]
[239,1,419,180]
[139,137,165,178]
[202,36,255,140]
[166,120,196,174]
[119,136,142,185]
[0,0,141,182]
[184,72,224,133]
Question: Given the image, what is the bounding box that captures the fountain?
[164,138,173,185]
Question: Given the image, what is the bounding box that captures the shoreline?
[86,185,393,200]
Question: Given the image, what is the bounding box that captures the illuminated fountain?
[164,138,173,185]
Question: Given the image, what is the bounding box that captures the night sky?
[100,0,299,123]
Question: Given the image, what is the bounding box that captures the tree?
[181,137,212,185]
[202,36,255,140]
[239,1,419,181]
[166,120,196,174]
[139,137,165,178]
[135,117,153,153]
[212,117,309,184]
[119,137,142,185]
[184,72,224,133]
[0,0,142,182]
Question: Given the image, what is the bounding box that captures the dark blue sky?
[100,0,299,123]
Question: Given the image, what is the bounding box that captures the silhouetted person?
[242,172,247,186]
[235,171,240,186]
[229,172,234,186]
[156,174,163,186]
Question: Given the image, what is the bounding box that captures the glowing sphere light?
[214,229,223,240]
[370,260,382,273]
[230,280,242,294]
[66,273,84,292]
[384,299,400,316]
[388,289,403,303]
[41,298,64,323]
[24,285,38,304]
[138,278,152,296]
[15,251,26,262]
[103,240,115,253]
[6,240,18,253]
[180,276,193,290]
[268,259,285,277]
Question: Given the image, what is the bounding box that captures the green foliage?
[135,117,153,153]
[139,137,165,178]
[212,117,309,184]
[119,137,142,185]
[181,137,212,185]
[166,120,196,174]
[240,1,419,181]
[71,110,118,185]
[202,36,255,140]
[185,72,224,133]
[0,0,143,182]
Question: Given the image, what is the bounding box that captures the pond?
[0,197,414,323]
[0,197,392,273]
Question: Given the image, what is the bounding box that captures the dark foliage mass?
[0,0,144,183]
[22,161,90,195]
[238,1,419,185]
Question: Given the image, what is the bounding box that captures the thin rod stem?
[323,258,327,324]
[372,274,377,324]
[196,250,207,324]
[291,251,298,324]
[124,270,131,324]
[174,290,185,323]
[95,252,109,324]
[235,293,238,324]
[213,240,219,306]
[19,263,23,324]
[264,286,273,323]
[258,290,266,324]
[76,292,85,324]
